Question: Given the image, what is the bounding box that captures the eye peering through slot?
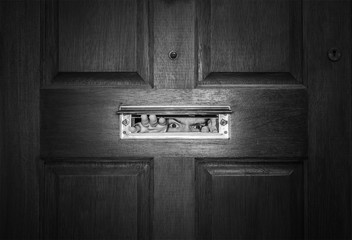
[117,106,231,139]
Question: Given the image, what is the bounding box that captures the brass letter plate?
[117,106,231,140]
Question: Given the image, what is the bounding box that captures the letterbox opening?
[117,106,231,139]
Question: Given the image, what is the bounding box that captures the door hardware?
[168,51,178,60]
[117,106,232,139]
[327,48,342,62]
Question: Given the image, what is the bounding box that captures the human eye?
[168,122,180,129]
[191,123,205,130]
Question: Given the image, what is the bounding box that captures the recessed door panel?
[59,0,136,72]
[42,0,151,87]
[44,160,152,239]
[196,160,304,239]
[197,0,302,84]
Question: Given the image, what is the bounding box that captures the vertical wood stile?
[306,0,352,238]
[0,0,41,238]
[153,0,195,89]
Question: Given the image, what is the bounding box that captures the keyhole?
[328,48,341,62]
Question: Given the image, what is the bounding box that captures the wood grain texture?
[0,0,41,238]
[59,0,136,72]
[0,115,3,235]
[305,0,352,238]
[44,159,152,240]
[42,0,151,86]
[210,0,290,72]
[153,0,195,89]
[137,0,153,86]
[197,0,302,82]
[0,1,4,229]
[41,87,307,158]
[196,0,211,82]
[42,0,59,86]
[198,72,299,87]
[196,160,303,239]
[47,72,151,88]
[289,0,302,84]
[0,6,4,232]
[153,157,195,240]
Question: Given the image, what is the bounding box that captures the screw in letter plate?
[220,119,228,126]
[122,119,129,126]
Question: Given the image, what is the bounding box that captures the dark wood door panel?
[42,0,151,87]
[197,0,302,83]
[58,0,136,72]
[44,159,152,239]
[41,87,307,158]
[196,160,304,239]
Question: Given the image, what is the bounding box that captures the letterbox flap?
[117,106,232,115]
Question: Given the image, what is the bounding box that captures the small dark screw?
[328,48,342,62]
[123,131,127,134]
[224,131,228,134]
[169,51,178,60]
[122,119,129,126]
[220,119,228,126]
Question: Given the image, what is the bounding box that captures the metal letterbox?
[117,106,232,139]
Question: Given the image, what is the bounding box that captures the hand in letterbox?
[129,115,168,133]
[207,118,218,133]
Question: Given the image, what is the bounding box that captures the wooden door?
[1,0,351,239]
[41,0,306,239]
